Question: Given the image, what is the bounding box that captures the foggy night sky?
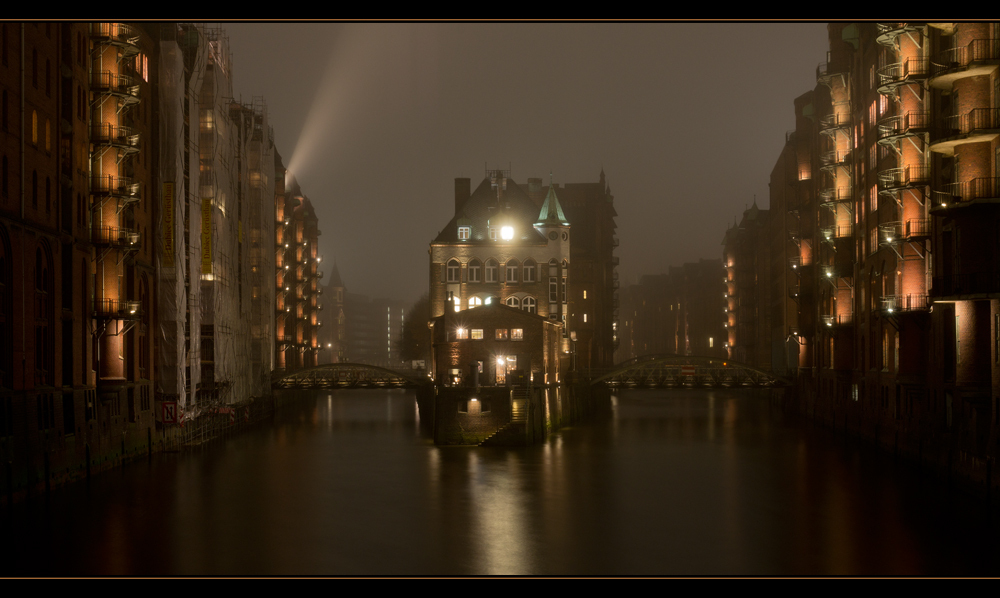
[224,22,830,306]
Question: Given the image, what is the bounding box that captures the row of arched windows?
[462,294,538,315]
[446,257,566,284]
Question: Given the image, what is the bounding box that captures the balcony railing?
[936,177,1000,206]
[820,149,851,168]
[93,298,142,320]
[92,226,140,248]
[877,58,931,93]
[939,107,1000,138]
[92,23,142,54]
[820,187,853,205]
[879,294,930,314]
[90,71,141,104]
[820,225,853,242]
[90,174,141,202]
[91,124,141,153]
[878,166,931,194]
[904,219,930,239]
[821,314,854,327]
[877,111,930,144]
[819,112,851,132]
[932,39,1000,73]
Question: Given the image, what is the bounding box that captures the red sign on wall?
[162,401,178,425]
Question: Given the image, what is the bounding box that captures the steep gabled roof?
[433,175,548,244]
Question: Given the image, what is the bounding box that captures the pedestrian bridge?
[272,363,431,390]
[589,354,791,389]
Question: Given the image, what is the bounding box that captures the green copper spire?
[535,178,569,226]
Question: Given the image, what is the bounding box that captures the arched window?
[485,259,498,283]
[467,258,481,283]
[506,296,520,309]
[505,259,519,283]
[468,296,482,309]
[523,259,536,283]
[446,259,460,283]
[522,296,536,315]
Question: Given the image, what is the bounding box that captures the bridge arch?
[272,363,430,390]
[591,354,791,389]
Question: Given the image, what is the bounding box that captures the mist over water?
[3,388,997,576]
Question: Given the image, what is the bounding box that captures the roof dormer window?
[458,226,470,240]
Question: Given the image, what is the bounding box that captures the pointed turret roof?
[535,183,569,226]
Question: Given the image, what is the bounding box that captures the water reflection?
[2,387,998,575]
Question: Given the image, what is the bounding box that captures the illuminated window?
[496,329,508,340]
[583,313,588,323]
[455,328,468,340]
[583,290,587,299]
[468,296,482,309]
[458,226,470,240]
[511,329,523,341]
[471,329,483,340]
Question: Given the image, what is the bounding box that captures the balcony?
[91,23,142,56]
[93,298,141,320]
[875,23,923,48]
[90,174,141,208]
[932,177,1000,210]
[90,70,141,106]
[929,108,1000,154]
[819,112,851,136]
[821,314,854,328]
[877,112,930,147]
[820,187,853,210]
[878,166,930,197]
[929,39,1000,89]
[933,272,1000,298]
[820,148,850,170]
[878,294,930,315]
[877,58,930,96]
[816,55,850,88]
[91,124,140,155]
[91,226,140,250]
[820,225,852,244]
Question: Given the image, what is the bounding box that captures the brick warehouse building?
[726,22,1000,489]
[429,167,617,381]
[0,23,294,502]
[1,23,158,498]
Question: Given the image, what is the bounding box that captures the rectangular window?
[471,329,483,340]
[458,226,470,240]
[583,290,587,299]
[486,262,497,283]
[549,277,558,302]
[562,276,567,303]
[583,313,588,323]
[523,263,535,282]
[455,328,468,340]
[506,263,518,283]
[495,329,508,340]
[511,329,523,341]
[468,262,480,282]
[489,227,497,241]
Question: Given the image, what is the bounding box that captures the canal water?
[2,387,998,576]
